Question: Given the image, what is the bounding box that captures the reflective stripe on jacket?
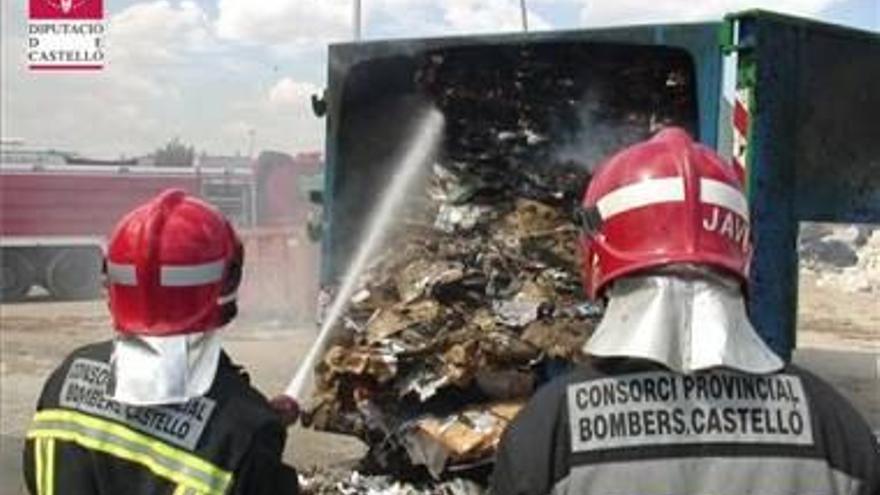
[23,341,299,495]
[28,409,232,494]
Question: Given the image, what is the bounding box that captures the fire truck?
[0,147,322,305]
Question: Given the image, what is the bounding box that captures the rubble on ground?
[800,224,880,293]
[307,44,698,480]
[299,468,486,495]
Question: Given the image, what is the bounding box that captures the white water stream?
[285,107,445,402]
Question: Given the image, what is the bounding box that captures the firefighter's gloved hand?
[269,395,300,427]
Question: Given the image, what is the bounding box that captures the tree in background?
[154,138,195,167]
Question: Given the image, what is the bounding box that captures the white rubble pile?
[800,225,880,293]
[299,469,485,495]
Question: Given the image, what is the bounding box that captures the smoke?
[550,90,653,173]
[234,230,320,326]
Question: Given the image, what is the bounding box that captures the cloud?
[2,0,268,157]
[440,0,551,32]
[215,0,351,46]
[110,0,214,65]
[5,0,870,161]
[578,0,844,26]
[218,76,323,155]
[381,0,552,34]
[268,78,320,106]
[216,0,549,46]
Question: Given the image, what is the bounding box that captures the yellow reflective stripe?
[28,409,231,494]
[175,483,206,495]
[34,437,55,495]
[45,439,55,495]
[29,429,216,493]
[34,438,44,495]
[34,409,226,480]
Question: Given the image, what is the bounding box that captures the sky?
[1,0,878,158]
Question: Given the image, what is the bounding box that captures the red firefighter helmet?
[105,189,243,336]
[579,127,750,300]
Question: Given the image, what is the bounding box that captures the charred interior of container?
[317,41,700,482]
[330,41,698,278]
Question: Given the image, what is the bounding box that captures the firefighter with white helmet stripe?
[491,128,879,495]
[23,189,300,494]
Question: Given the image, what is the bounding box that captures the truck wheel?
[45,248,102,300]
[1,250,35,302]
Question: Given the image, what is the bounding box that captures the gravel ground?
[1,275,877,494]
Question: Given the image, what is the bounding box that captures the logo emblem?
[27,0,105,70]
[29,0,102,19]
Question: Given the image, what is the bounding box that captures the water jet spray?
[284,107,445,403]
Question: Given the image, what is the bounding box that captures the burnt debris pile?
[299,467,486,495]
[308,42,698,481]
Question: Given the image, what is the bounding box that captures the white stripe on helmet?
[700,178,749,220]
[106,260,226,287]
[160,260,226,287]
[594,177,748,222]
[595,177,685,220]
[106,262,137,286]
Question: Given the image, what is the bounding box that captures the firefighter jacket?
[491,358,880,495]
[23,341,300,495]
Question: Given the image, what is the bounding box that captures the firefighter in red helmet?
[491,128,879,495]
[23,189,300,494]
